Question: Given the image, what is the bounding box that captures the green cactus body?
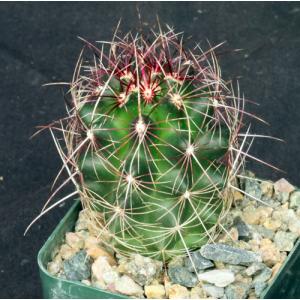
[63,31,241,261]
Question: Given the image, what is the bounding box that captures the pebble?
[84,236,100,249]
[250,225,275,240]
[164,275,173,298]
[244,262,266,276]
[168,284,190,299]
[280,251,287,263]
[288,218,300,235]
[225,282,251,299]
[272,203,287,217]
[52,252,62,263]
[253,267,272,284]
[115,275,144,297]
[47,255,62,275]
[274,231,297,251]
[75,209,90,232]
[214,261,226,269]
[184,251,214,272]
[218,227,239,243]
[244,178,262,202]
[276,192,290,204]
[226,227,239,242]
[234,217,252,241]
[263,218,281,232]
[272,207,297,231]
[81,279,91,286]
[248,290,257,299]
[102,269,120,286]
[242,205,261,225]
[65,232,84,250]
[257,206,274,224]
[260,181,273,198]
[197,269,235,287]
[76,230,89,240]
[248,238,261,252]
[290,191,300,209]
[225,264,246,275]
[92,280,106,290]
[274,178,295,194]
[254,281,268,297]
[190,284,206,299]
[258,239,281,267]
[88,224,110,243]
[270,262,282,282]
[91,256,113,284]
[63,250,91,281]
[144,284,166,299]
[203,284,224,298]
[168,266,198,288]
[200,243,261,265]
[239,171,256,187]
[234,240,252,250]
[235,273,253,285]
[86,246,116,265]
[59,244,76,260]
[118,254,163,286]
[283,209,297,227]
[50,247,60,260]
[168,256,184,267]
[233,190,244,202]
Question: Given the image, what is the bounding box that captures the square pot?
[38,200,300,299]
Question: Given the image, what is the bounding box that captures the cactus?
[30,27,253,262]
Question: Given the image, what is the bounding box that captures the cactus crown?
[32,27,252,262]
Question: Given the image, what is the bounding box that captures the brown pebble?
[87,247,116,265]
[274,178,295,194]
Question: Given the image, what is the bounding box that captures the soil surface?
[1,2,300,298]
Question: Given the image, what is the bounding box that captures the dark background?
[0,2,300,298]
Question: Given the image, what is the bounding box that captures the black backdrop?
[0,2,300,298]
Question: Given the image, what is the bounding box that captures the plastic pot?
[38,200,300,299]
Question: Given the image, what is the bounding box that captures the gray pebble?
[238,171,256,190]
[274,231,298,251]
[244,262,266,276]
[200,243,261,266]
[254,281,268,297]
[234,217,252,241]
[63,250,91,282]
[253,267,272,284]
[244,178,262,202]
[168,266,198,288]
[225,264,246,274]
[250,225,275,240]
[276,192,290,204]
[225,282,251,299]
[261,196,281,208]
[290,191,300,209]
[184,251,214,272]
[203,284,224,298]
[119,254,163,286]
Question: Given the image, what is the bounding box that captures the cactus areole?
[54,29,245,261]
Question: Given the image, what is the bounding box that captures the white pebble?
[197,269,235,287]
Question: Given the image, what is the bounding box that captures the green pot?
[38,200,300,299]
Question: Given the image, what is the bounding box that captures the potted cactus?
[29,26,300,299]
